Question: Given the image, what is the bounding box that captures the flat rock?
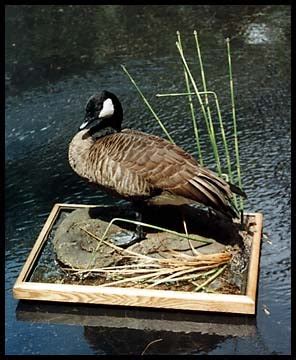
[53,208,227,269]
[53,209,124,269]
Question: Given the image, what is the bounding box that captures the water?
[5,5,291,355]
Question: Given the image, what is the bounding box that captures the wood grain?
[14,203,60,286]
[246,212,263,304]
[13,281,255,314]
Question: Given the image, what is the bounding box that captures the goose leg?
[110,203,146,248]
[180,207,188,236]
[135,208,145,240]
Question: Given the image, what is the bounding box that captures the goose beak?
[79,116,96,131]
[79,120,90,130]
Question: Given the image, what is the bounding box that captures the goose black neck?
[89,115,122,139]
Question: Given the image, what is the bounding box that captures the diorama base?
[13,203,263,314]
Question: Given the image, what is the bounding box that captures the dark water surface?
[5,5,291,355]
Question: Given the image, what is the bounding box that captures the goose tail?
[188,174,246,220]
[228,182,247,199]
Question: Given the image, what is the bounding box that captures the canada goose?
[69,90,246,246]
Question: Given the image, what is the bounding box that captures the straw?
[193,264,227,292]
[73,227,231,289]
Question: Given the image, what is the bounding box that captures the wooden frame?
[13,203,263,314]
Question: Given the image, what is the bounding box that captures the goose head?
[79,90,123,133]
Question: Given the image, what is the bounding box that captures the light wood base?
[13,203,263,314]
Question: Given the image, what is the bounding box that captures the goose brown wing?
[104,130,236,213]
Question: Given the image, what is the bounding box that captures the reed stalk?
[156,89,238,208]
[156,91,233,182]
[99,217,214,246]
[176,31,204,165]
[193,30,215,168]
[175,41,222,176]
[203,91,233,183]
[121,65,175,144]
[226,38,243,210]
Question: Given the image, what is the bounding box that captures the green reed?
[122,32,244,211]
[176,31,204,165]
[121,65,175,144]
[226,38,244,210]
[176,39,222,177]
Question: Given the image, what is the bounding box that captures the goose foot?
[111,204,146,248]
[111,227,145,248]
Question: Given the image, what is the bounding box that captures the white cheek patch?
[98,98,114,118]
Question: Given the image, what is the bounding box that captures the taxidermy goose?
[69,90,246,246]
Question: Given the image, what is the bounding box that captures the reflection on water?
[5,4,290,355]
[15,301,256,355]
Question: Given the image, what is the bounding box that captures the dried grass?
[61,227,232,291]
